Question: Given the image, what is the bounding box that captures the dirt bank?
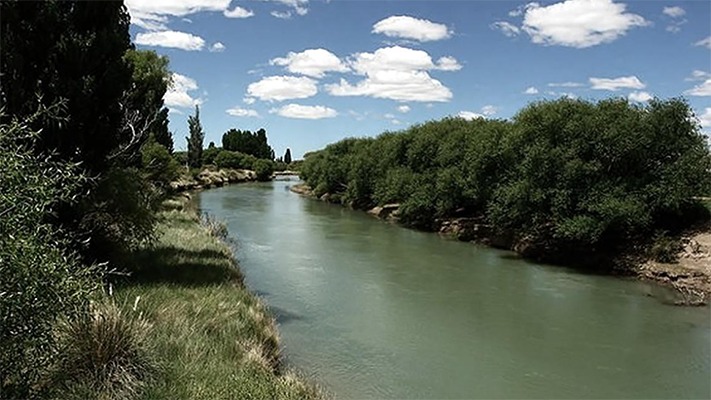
[638,230,711,306]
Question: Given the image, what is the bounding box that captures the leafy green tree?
[254,159,275,181]
[186,105,204,168]
[284,148,292,164]
[0,0,133,173]
[222,128,275,160]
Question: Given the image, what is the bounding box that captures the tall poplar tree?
[187,105,204,168]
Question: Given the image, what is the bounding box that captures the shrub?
[254,159,274,181]
[650,233,682,263]
[0,109,96,398]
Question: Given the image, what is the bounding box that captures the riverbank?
[113,196,320,399]
[290,183,711,305]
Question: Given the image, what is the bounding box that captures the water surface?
[197,180,710,399]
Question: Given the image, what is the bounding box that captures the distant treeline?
[301,98,711,265]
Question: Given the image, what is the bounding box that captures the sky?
[126,0,711,159]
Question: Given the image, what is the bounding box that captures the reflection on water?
[197,180,710,399]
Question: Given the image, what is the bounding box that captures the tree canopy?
[222,128,275,160]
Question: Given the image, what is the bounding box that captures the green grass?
[109,202,320,400]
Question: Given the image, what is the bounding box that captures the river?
[197,179,710,399]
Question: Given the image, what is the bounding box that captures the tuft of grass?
[51,300,156,400]
[650,232,682,263]
[111,203,320,400]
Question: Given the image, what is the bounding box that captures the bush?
[650,233,682,263]
[214,150,257,170]
[0,110,97,398]
[141,137,179,188]
[300,98,711,265]
[254,159,274,181]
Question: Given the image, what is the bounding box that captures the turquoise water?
[198,180,710,399]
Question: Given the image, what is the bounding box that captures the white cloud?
[695,36,711,49]
[684,79,711,96]
[265,0,309,17]
[521,0,648,48]
[247,76,318,102]
[699,108,711,129]
[458,111,485,120]
[435,56,462,71]
[481,105,498,116]
[662,6,685,18]
[224,5,254,18]
[687,70,711,81]
[270,104,337,119]
[491,21,520,37]
[372,15,452,42]
[524,86,539,94]
[164,73,202,108]
[226,107,259,117]
[209,42,226,52]
[271,10,292,19]
[135,30,205,51]
[243,97,256,104]
[589,75,645,91]
[548,81,584,87]
[628,91,652,102]
[325,46,456,102]
[397,105,411,113]
[270,48,349,78]
[125,0,231,30]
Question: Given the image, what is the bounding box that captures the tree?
[187,105,204,168]
[0,0,133,174]
[284,148,292,164]
[222,127,275,160]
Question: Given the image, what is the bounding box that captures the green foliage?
[0,110,96,399]
[173,151,188,166]
[284,148,292,164]
[141,136,179,188]
[202,145,221,166]
[214,150,257,170]
[186,106,204,168]
[301,98,711,262]
[1,0,133,173]
[222,128,274,160]
[254,159,275,181]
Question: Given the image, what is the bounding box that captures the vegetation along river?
[197,179,710,399]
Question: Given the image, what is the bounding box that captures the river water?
[197,179,710,399]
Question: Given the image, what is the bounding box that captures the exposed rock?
[289,183,313,196]
[170,168,257,193]
[368,204,400,220]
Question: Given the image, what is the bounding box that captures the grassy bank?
[109,198,319,400]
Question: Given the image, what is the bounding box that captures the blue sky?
[126,0,711,159]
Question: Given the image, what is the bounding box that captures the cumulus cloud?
[397,105,411,113]
[524,86,539,94]
[266,0,309,17]
[481,105,498,116]
[226,106,259,117]
[209,42,226,52]
[520,0,649,48]
[628,91,652,102]
[684,79,711,96]
[491,21,520,37]
[247,76,318,102]
[270,104,337,119]
[589,75,645,90]
[458,111,485,120]
[270,48,349,78]
[325,46,457,102]
[435,56,462,71]
[164,73,202,108]
[372,15,452,42]
[662,6,685,18]
[699,108,711,129]
[695,36,711,49]
[135,30,205,51]
[687,70,711,81]
[125,0,231,30]
[224,6,254,18]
